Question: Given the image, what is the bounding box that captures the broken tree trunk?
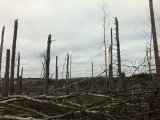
[66,53,69,95]
[109,28,113,78]
[92,62,93,78]
[10,19,18,95]
[0,26,5,97]
[109,45,112,77]
[55,56,58,81]
[115,17,121,77]
[149,0,160,74]
[103,12,108,87]
[55,56,58,95]
[18,67,23,95]
[4,49,10,97]
[70,55,72,79]
[91,62,93,91]
[148,0,160,119]
[16,52,20,94]
[45,34,51,93]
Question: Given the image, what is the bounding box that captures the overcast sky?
[0,0,160,78]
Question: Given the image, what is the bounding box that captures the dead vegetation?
[0,74,159,120]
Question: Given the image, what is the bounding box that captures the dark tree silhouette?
[45,34,51,93]
[4,49,10,97]
[10,19,18,95]
[149,0,160,74]
[115,17,122,77]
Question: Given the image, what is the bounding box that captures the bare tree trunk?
[55,56,58,81]
[55,56,58,95]
[109,45,112,77]
[102,4,108,88]
[10,19,18,95]
[16,52,20,94]
[149,0,160,74]
[92,62,93,78]
[18,67,23,95]
[115,17,121,77]
[149,0,160,119]
[109,28,113,78]
[0,26,5,72]
[0,26,5,97]
[66,53,69,95]
[4,49,10,97]
[70,55,72,79]
[45,34,51,93]
[91,62,93,91]
[146,47,152,75]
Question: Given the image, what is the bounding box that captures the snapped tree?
[16,52,20,94]
[149,0,160,74]
[102,1,108,86]
[4,49,10,97]
[10,19,18,95]
[115,17,122,77]
[0,26,5,96]
[109,28,113,78]
[45,34,52,93]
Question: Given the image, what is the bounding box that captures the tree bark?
[149,0,160,119]
[10,19,18,95]
[115,18,121,77]
[149,0,160,74]
[92,62,93,78]
[19,67,23,95]
[66,53,69,95]
[55,56,58,81]
[0,26,5,96]
[0,26,5,78]
[16,52,20,94]
[109,28,113,78]
[4,49,10,97]
[70,55,72,79]
[91,62,93,91]
[102,4,108,87]
[45,34,51,93]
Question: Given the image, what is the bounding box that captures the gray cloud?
[0,0,159,78]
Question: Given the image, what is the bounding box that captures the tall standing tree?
[18,67,23,95]
[4,49,10,97]
[45,34,51,93]
[10,19,18,95]
[102,0,108,86]
[55,56,58,94]
[0,26,5,79]
[16,52,20,94]
[70,55,72,79]
[109,28,113,78]
[0,26,5,96]
[115,17,122,77]
[66,53,69,95]
[148,0,160,119]
[149,0,160,74]
[55,56,58,81]
[91,61,94,91]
